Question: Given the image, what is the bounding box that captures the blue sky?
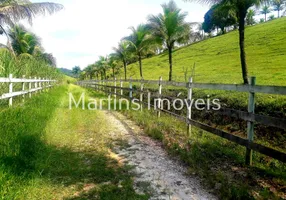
[27,0,209,69]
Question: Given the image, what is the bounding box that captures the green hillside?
[120,17,286,86]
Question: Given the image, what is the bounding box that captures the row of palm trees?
[82,1,191,82]
[260,0,285,21]
[83,0,284,84]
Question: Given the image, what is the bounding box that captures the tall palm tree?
[147,0,191,81]
[8,25,41,56]
[0,0,63,49]
[85,64,95,80]
[272,0,285,17]
[185,0,270,84]
[108,55,120,79]
[125,24,156,79]
[260,5,271,21]
[96,56,108,80]
[112,41,131,81]
[246,9,256,25]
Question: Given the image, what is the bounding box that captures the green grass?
[117,17,286,86]
[0,84,148,199]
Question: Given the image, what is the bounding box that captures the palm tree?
[84,65,95,80]
[0,1,63,49]
[72,66,81,78]
[108,55,120,79]
[272,0,285,18]
[96,56,108,80]
[147,0,191,81]
[185,0,270,84]
[112,41,131,81]
[260,5,271,22]
[125,24,156,79]
[246,9,256,25]
[8,25,41,56]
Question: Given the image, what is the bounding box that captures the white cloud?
[27,0,209,69]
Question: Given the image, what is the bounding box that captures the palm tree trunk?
[278,10,280,18]
[123,60,127,81]
[112,67,115,79]
[104,69,107,80]
[138,53,143,79]
[265,14,266,22]
[239,11,249,84]
[168,46,173,81]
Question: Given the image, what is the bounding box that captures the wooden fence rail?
[0,74,56,107]
[78,77,286,165]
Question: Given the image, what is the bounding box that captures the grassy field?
[0,85,148,199]
[117,17,286,86]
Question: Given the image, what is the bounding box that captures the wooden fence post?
[34,77,37,94]
[39,77,42,93]
[140,79,144,111]
[8,74,13,107]
[245,77,256,165]
[120,78,123,98]
[29,76,32,98]
[22,75,25,103]
[114,78,117,98]
[187,77,193,136]
[129,77,133,100]
[157,76,162,117]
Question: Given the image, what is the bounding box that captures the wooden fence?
[78,77,286,165]
[0,74,55,107]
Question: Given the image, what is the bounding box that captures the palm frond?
[0,2,63,25]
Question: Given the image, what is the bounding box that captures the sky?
[26,0,210,70]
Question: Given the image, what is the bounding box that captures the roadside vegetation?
[0,84,148,199]
[0,0,64,107]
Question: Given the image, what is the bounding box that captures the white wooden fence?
[0,74,55,107]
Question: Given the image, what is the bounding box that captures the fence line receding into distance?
[78,77,286,165]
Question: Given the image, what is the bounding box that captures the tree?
[246,9,256,25]
[125,24,155,79]
[72,66,81,77]
[203,3,237,34]
[260,5,271,22]
[84,65,95,80]
[112,41,131,81]
[185,0,271,84]
[8,25,41,56]
[272,0,285,17]
[37,53,57,67]
[0,1,63,50]
[108,55,120,79]
[147,0,191,81]
[96,56,108,80]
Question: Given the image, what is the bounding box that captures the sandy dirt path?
[106,111,217,200]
